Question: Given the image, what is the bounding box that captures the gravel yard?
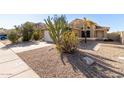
[17,41,124,78]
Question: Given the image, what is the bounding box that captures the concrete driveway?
[0,42,39,78]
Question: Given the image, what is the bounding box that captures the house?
[33,22,53,42]
[43,19,110,42]
[69,19,110,40]
[0,28,7,35]
[120,32,124,44]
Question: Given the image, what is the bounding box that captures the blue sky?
[0,14,124,32]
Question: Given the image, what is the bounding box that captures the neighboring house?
[34,22,47,30]
[0,28,7,35]
[33,22,53,42]
[69,19,110,40]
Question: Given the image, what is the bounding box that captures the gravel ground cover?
[17,41,124,78]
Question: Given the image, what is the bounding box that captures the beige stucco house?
[69,19,110,40]
[43,19,110,42]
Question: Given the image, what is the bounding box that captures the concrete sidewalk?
[9,41,52,53]
[0,42,39,78]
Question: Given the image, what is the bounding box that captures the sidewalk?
[0,42,39,78]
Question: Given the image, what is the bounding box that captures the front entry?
[81,30,90,38]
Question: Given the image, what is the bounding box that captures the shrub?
[8,30,19,43]
[58,31,78,53]
[33,30,43,41]
[21,22,34,41]
[44,15,77,53]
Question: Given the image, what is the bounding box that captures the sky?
[0,14,124,32]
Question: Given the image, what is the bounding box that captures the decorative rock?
[82,56,95,65]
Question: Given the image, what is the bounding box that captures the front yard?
[16,41,124,78]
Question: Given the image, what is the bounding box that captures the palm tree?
[82,17,96,43]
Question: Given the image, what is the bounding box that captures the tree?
[44,15,69,44]
[21,22,34,41]
[14,25,22,37]
[82,17,96,43]
[44,15,78,53]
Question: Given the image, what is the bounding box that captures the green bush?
[58,31,78,53]
[21,22,34,41]
[33,31,41,41]
[8,30,19,43]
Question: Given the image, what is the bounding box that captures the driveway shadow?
[60,50,124,78]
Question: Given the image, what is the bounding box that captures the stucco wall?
[96,31,104,39]
[72,29,81,37]
[44,31,53,42]
[120,32,124,44]
[72,29,107,39]
[107,32,120,41]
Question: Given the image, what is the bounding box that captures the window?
[81,30,90,38]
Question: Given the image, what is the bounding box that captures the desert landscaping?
[0,15,124,78]
[15,41,124,78]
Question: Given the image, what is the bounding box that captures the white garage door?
[44,31,53,42]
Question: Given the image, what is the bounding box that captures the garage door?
[97,31,104,39]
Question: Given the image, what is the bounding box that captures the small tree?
[21,22,34,41]
[33,29,43,41]
[44,15,69,44]
[44,15,78,53]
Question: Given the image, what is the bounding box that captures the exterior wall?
[120,32,124,44]
[44,29,108,43]
[72,29,81,37]
[103,30,107,38]
[90,29,94,38]
[96,31,104,39]
[95,30,107,39]
[72,28,107,39]
[107,32,120,41]
[90,25,95,38]
[44,31,53,42]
